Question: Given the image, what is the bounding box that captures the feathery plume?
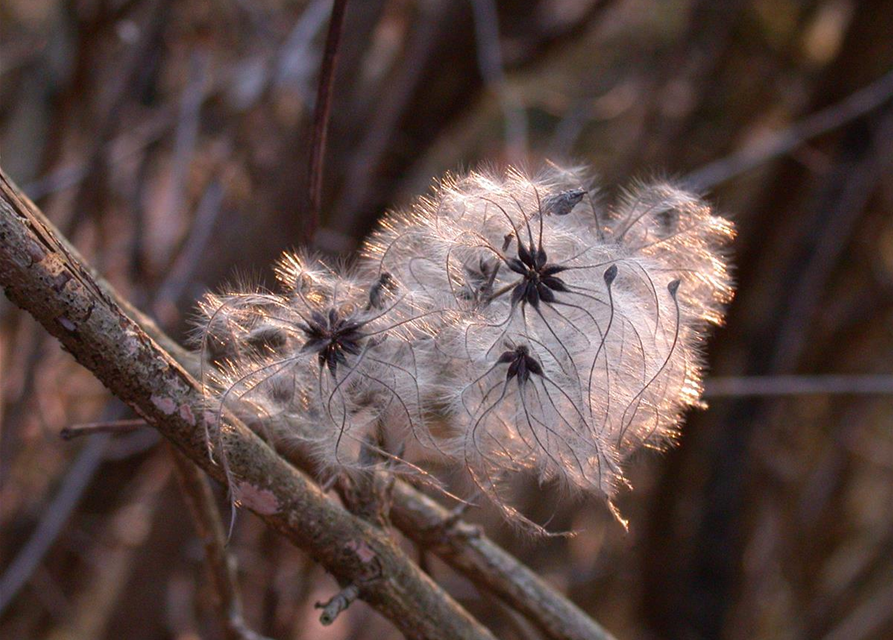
[363,164,734,533]
[197,162,734,534]
[197,252,439,480]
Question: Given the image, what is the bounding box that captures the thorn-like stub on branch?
[60,419,147,440]
[316,583,361,625]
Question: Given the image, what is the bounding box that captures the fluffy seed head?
[197,252,440,480]
[363,164,734,533]
[198,162,734,535]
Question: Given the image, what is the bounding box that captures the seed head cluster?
[198,163,734,533]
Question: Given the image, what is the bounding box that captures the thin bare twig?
[306,0,349,242]
[704,374,893,398]
[60,418,147,440]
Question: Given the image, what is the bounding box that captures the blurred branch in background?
[685,66,893,189]
[470,0,529,160]
[305,0,348,242]
[645,1,893,636]
[0,432,110,615]
[0,164,238,631]
[705,375,893,397]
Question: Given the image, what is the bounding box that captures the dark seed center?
[508,244,568,309]
[498,345,545,386]
[299,308,365,376]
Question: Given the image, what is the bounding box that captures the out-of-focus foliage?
[1,1,892,639]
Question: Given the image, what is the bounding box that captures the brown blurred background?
[2,0,892,638]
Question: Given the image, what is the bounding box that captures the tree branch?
[0,168,495,640]
[684,67,893,189]
[60,418,147,440]
[389,482,616,640]
[0,166,617,640]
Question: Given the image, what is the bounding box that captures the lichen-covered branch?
[0,169,495,640]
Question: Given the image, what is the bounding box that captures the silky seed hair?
[196,162,733,535]
[363,163,734,534]
[197,252,443,482]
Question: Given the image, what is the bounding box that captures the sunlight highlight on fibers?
[199,163,735,534]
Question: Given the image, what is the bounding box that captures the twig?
[59,418,147,440]
[0,168,495,640]
[170,445,272,640]
[684,67,893,189]
[704,374,893,398]
[316,583,361,625]
[305,0,349,242]
[389,481,616,640]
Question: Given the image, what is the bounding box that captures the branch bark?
[0,168,495,640]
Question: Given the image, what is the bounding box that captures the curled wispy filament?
[199,163,734,535]
[197,253,441,481]
[363,164,734,533]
